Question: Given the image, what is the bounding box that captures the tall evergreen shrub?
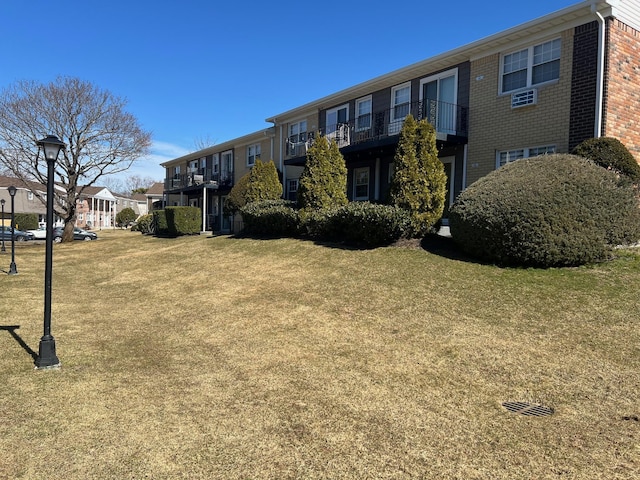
[245,159,283,202]
[389,115,447,237]
[297,134,348,212]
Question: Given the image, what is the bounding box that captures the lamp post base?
[35,335,60,369]
[8,262,17,275]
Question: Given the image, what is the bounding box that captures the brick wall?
[603,18,640,162]
[569,21,599,150]
[466,29,574,186]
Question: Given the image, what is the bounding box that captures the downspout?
[462,144,468,190]
[592,2,606,138]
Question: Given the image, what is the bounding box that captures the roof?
[160,127,275,168]
[0,175,45,192]
[265,1,620,122]
[145,182,165,196]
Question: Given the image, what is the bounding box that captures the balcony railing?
[165,169,233,191]
[285,99,468,158]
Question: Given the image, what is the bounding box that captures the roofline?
[160,127,275,168]
[265,1,615,122]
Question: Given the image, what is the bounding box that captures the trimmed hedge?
[572,137,640,183]
[321,202,411,247]
[240,200,299,237]
[14,213,38,230]
[165,206,201,235]
[449,154,640,267]
[153,210,169,236]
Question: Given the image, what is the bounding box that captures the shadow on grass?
[0,325,37,362]
[419,233,488,264]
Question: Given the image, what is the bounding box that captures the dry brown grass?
[0,229,638,479]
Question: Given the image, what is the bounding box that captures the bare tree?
[192,135,217,151]
[124,174,158,194]
[0,77,152,241]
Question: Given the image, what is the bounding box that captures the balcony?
[284,99,468,160]
[165,169,233,191]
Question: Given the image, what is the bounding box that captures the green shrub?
[153,210,169,236]
[165,206,201,235]
[449,154,640,267]
[246,159,283,203]
[572,137,640,183]
[297,134,348,212]
[134,214,153,234]
[14,213,38,230]
[225,172,250,215]
[116,207,137,227]
[322,202,410,248]
[240,200,299,237]
[389,115,447,237]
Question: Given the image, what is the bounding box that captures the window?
[420,68,457,134]
[354,167,370,201]
[390,82,411,134]
[501,38,561,93]
[212,153,219,175]
[287,179,298,201]
[174,165,181,178]
[326,104,349,133]
[27,191,34,201]
[356,96,372,131]
[497,145,556,168]
[188,159,199,173]
[289,120,307,144]
[221,151,233,182]
[247,144,261,166]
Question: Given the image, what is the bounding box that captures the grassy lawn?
[0,229,638,479]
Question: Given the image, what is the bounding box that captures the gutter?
[592,2,606,138]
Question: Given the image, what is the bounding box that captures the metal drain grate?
[502,401,554,417]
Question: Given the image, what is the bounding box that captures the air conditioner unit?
[511,89,537,108]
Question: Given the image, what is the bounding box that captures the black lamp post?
[7,185,17,275]
[35,135,66,369]
[1,198,5,253]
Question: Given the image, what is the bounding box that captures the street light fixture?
[7,185,17,275]
[35,134,66,369]
[1,198,5,253]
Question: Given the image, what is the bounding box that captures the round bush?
[240,200,299,237]
[572,137,640,183]
[449,154,640,267]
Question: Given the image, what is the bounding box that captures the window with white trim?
[390,82,411,134]
[354,167,370,201]
[289,120,307,144]
[221,151,233,180]
[497,145,556,168]
[247,144,261,166]
[501,38,561,93]
[287,179,298,201]
[212,153,219,175]
[356,96,372,131]
[27,191,34,201]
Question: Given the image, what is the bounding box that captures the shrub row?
[240,200,410,248]
[153,207,201,236]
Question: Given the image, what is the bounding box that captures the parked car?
[53,227,98,242]
[27,227,48,239]
[0,226,35,241]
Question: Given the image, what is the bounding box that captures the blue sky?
[1,0,579,184]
